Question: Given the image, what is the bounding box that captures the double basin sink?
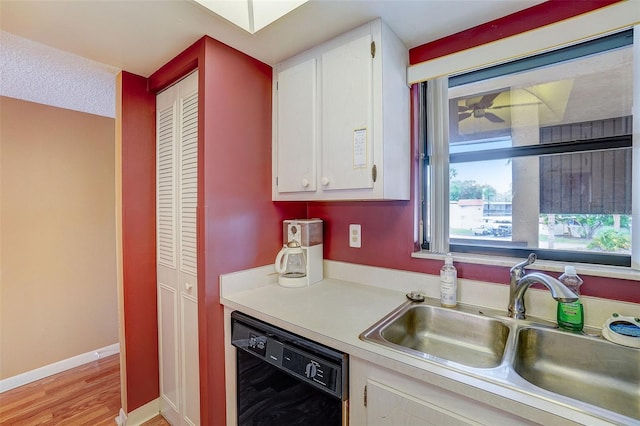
[360,298,640,423]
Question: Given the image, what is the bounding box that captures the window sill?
[411,250,639,282]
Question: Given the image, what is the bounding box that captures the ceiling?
[0,0,545,77]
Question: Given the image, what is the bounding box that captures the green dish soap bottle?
[557,265,584,332]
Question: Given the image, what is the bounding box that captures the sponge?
[602,313,640,348]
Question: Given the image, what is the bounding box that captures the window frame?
[420,29,637,269]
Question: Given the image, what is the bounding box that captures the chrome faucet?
[508,253,578,320]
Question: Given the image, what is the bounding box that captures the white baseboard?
[0,342,120,393]
[115,408,128,426]
[120,398,161,426]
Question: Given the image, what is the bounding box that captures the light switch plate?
[349,224,361,248]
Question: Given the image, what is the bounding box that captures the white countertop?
[223,277,399,353]
[220,261,639,426]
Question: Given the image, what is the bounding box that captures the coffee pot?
[274,240,307,287]
[275,219,323,288]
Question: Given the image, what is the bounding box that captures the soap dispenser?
[440,253,457,308]
[557,265,584,331]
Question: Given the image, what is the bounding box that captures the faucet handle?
[511,253,537,276]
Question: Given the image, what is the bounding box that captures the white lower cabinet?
[349,357,576,426]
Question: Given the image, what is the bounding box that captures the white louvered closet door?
[156,71,200,426]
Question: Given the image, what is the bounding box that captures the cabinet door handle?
[302,178,310,188]
[321,177,330,186]
[185,283,193,291]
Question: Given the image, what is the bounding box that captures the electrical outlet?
[349,224,361,248]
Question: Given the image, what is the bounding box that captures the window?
[422,29,635,267]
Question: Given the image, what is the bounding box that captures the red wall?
[409,0,621,65]
[310,0,639,304]
[122,36,305,424]
[119,71,159,411]
[195,37,306,425]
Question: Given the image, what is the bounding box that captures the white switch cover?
[349,224,361,248]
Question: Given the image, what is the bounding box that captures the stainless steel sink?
[360,302,510,368]
[513,327,640,420]
[361,299,640,423]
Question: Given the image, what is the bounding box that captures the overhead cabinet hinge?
[371,41,376,58]
[364,385,368,407]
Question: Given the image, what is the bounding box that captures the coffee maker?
[275,219,323,287]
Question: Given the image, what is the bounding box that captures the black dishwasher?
[231,311,349,425]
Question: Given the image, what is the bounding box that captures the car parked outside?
[472,217,512,237]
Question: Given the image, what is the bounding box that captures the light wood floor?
[0,354,170,426]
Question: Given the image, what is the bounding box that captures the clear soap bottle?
[440,253,457,308]
[557,265,584,331]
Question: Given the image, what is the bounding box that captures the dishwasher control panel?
[281,346,338,392]
[231,311,346,400]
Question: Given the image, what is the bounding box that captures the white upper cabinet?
[273,19,410,201]
[276,57,317,193]
[321,33,373,192]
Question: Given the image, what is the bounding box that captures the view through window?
[424,30,634,266]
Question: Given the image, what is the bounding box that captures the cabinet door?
[275,58,317,193]
[157,87,181,425]
[321,33,374,191]
[157,71,200,426]
[178,85,200,426]
[362,362,543,426]
[367,379,478,426]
